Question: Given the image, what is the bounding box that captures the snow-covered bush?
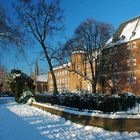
[6,69,35,103]
[26,97,36,105]
[35,92,138,112]
[18,90,35,104]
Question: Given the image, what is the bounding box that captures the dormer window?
[112,36,119,42]
[120,35,125,40]
[132,31,136,37]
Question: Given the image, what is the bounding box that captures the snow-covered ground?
[0,97,140,140]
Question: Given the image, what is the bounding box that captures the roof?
[105,16,140,49]
[72,46,85,54]
[71,50,85,55]
[35,74,47,82]
[53,62,71,71]
[73,46,85,51]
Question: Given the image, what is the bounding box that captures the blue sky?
[1,0,140,75]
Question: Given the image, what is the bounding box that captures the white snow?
[71,50,85,54]
[106,16,140,48]
[0,97,140,140]
[120,19,138,41]
[53,62,71,70]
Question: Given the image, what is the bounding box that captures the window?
[110,47,118,54]
[66,84,69,89]
[62,79,64,83]
[128,42,136,49]
[114,47,117,53]
[86,63,90,68]
[65,70,67,75]
[62,71,64,75]
[109,48,112,54]
[87,73,90,78]
[77,74,81,79]
[114,63,117,69]
[77,64,81,70]
[128,71,135,77]
[65,78,67,83]
[131,31,136,37]
[127,56,136,66]
[127,72,136,84]
[120,35,125,40]
[109,64,112,70]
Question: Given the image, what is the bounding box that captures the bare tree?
[60,19,113,93]
[0,4,25,58]
[14,0,64,94]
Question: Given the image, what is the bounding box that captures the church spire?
[35,60,39,75]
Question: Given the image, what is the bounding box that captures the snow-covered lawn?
[0,97,140,140]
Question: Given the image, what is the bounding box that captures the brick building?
[47,50,93,92]
[46,16,140,96]
[102,16,140,96]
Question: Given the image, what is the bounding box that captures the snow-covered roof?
[53,62,71,71]
[105,16,140,48]
[71,50,85,55]
[35,74,47,82]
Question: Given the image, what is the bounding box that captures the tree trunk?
[92,82,96,93]
[90,60,97,93]
[41,43,58,94]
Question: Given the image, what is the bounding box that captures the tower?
[35,60,39,76]
[71,46,85,70]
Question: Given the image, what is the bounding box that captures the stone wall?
[31,102,140,132]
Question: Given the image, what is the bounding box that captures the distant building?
[34,74,48,93]
[47,47,94,93]
[33,61,48,93]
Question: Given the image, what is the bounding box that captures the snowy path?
[0,97,140,140]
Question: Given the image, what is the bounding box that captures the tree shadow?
[0,103,48,140]
[0,97,14,104]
